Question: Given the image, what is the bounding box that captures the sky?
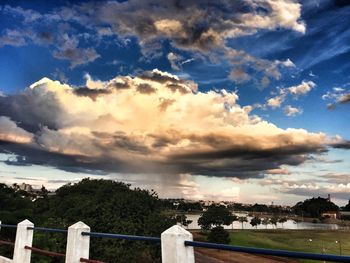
[0,0,349,206]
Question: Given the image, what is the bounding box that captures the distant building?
[327,194,331,202]
[321,211,338,219]
[14,182,55,201]
[19,183,33,192]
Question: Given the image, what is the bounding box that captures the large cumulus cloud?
[0,70,344,178]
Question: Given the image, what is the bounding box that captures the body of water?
[184,213,340,230]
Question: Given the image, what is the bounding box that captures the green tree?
[278,217,287,228]
[40,185,49,197]
[250,216,261,229]
[208,226,230,244]
[0,183,33,224]
[175,214,192,229]
[270,216,279,228]
[343,200,350,211]
[293,218,302,228]
[293,197,339,218]
[238,216,248,229]
[231,214,238,229]
[33,178,175,263]
[261,217,270,229]
[0,184,34,258]
[198,205,234,231]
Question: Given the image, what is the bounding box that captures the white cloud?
[52,34,100,68]
[0,29,27,47]
[333,87,345,92]
[229,68,251,83]
[261,76,270,88]
[167,52,182,70]
[322,86,350,108]
[238,0,305,33]
[278,58,296,68]
[284,105,303,117]
[338,93,350,104]
[84,73,106,89]
[267,94,286,108]
[266,80,316,109]
[288,81,316,97]
[0,116,33,143]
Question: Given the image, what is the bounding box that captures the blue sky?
[0,0,349,205]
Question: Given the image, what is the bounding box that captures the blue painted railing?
[81,231,161,243]
[27,226,68,233]
[185,240,350,262]
[0,224,17,229]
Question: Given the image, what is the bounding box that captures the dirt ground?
[194,248,299,263]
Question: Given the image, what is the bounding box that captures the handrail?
[0,240,15,246]
[0,224,17,229]
[27,226,67,233]
[81,231,161,243]
[1,224,68,233]
[185,241,350,262]
[2,222,350,262]
[80,257,105,263]
[24,245,65,258]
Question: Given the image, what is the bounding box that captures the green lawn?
[228,230,350,262]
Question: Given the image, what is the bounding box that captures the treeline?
[0,179,176,263]
[161,199,203,212]
[228,203,291,214]
[162,199,292,214]
[164,197,350,219]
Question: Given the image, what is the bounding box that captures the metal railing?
[1,220,350,263]
[0,221,103,263]
[27,226,68,234]
[185,240,350,262]
[81,231,161,243]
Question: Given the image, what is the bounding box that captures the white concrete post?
[0,256,13,263]
[65,221,90,263]
[161,225,195,263]
[12,219,34,263]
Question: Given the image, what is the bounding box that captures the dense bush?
[207,226,230,244]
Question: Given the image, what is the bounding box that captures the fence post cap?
[17,219,33,226]
[68,221,90,230]
[161,225,192,237]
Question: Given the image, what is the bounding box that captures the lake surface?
[184,213,340,230]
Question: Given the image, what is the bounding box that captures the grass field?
[194,229,350,262]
